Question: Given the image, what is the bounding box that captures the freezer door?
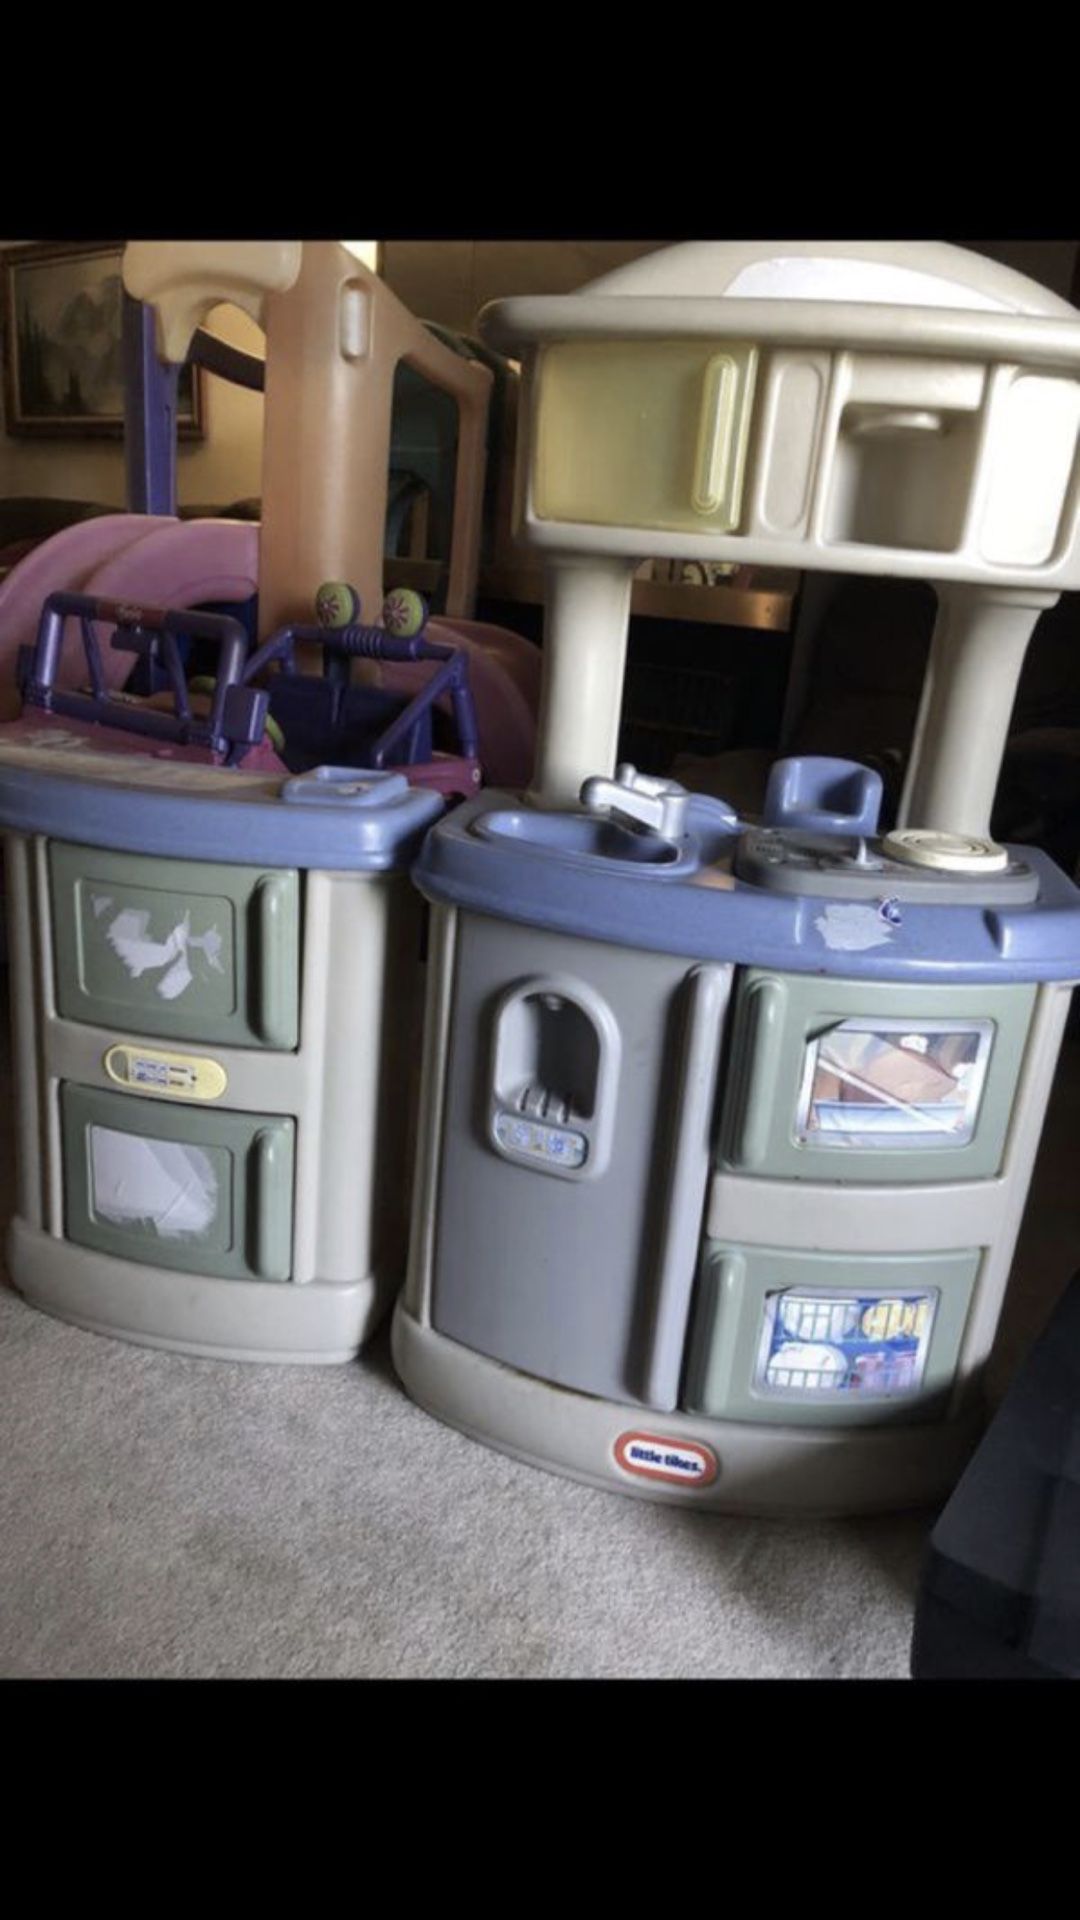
[61,1082,295,1280]
[720,972,1035,1184]
[50,844,300,1050]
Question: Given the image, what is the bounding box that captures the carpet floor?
[2,1016,1078,1680]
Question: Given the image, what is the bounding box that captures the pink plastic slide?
[385,617,540,791]
[0,515,175,720]
[0,518,539,786]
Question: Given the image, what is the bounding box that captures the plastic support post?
[900,584,1060,838]
[122,293,180,516]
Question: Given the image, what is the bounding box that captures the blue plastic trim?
[0,760,443,872]
[413,792,1080,984]
[763,756,884,836]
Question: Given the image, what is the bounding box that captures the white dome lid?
[582,240,1078,317]
[480,240,1080,365]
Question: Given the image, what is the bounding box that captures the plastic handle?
[245,621,436,680]
[581,764,689,842]
[123,241,302,364]
[640,965,730,1411]
[250,875,296,1050]
[847,406,945,438]
[725,976,788,1172]
[24,591,255,758]
[692,354,739,514]
[250,1125,293,1282]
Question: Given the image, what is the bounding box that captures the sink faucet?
[580,763,690,842]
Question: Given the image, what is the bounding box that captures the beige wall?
[380,240,667,334]
[0,240,1076,510]
[957,239,1078,301]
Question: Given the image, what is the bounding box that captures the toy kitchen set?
[393,240,1080,1515]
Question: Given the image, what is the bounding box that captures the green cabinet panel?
[61,1082,295,1281]
[719,971,1035,1184]
[50,843,300,1050]
[683,1242,979,1427]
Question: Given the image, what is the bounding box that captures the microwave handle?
[249,873,297,1050]
[639,963,730,1412]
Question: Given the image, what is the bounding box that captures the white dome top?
[480,240,1080,367]
[581,240,1078,318]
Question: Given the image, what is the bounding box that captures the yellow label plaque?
[103,1044,228,1102]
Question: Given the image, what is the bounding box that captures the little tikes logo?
[614,1431,719,1489]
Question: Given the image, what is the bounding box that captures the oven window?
[755,1288,938,1398]
[89,1125,223,1242]
[795,1017,993,1150]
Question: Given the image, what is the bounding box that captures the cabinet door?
[61,1083,295,1281]
[720,972,1035,1184]
[533,339,758,535]
[50,844,299,1050]
[683,1244,978,1427]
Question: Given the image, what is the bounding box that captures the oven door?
[61,1082,295,1281]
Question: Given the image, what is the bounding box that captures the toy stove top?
[735,825,1040,906]
[414,759,1080,983]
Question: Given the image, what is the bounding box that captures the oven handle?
[250,1124,294,1282]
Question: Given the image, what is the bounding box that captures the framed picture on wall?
[0,239,205,439]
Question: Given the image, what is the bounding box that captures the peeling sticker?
[104,907,225,1002]
[91,895,113,919]
[89,1127,218,1238]
[25,728,86,750]
[814,902,896,952]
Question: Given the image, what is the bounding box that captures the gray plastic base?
[392,1301,985,1518]
[9,1218,383,1364]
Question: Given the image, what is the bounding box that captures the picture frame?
[1,239,205,439]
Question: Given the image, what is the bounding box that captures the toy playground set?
[0,240,537,1365]
[3,239,1080,1518]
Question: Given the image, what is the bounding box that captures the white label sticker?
[89,1127,218,1238]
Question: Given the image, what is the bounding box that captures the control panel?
[493,1108,588,1170]
[735,826,1039,906]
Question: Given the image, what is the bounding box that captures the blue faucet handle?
[762,756,884,837]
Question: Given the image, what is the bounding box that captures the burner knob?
[881,829,1009,874]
